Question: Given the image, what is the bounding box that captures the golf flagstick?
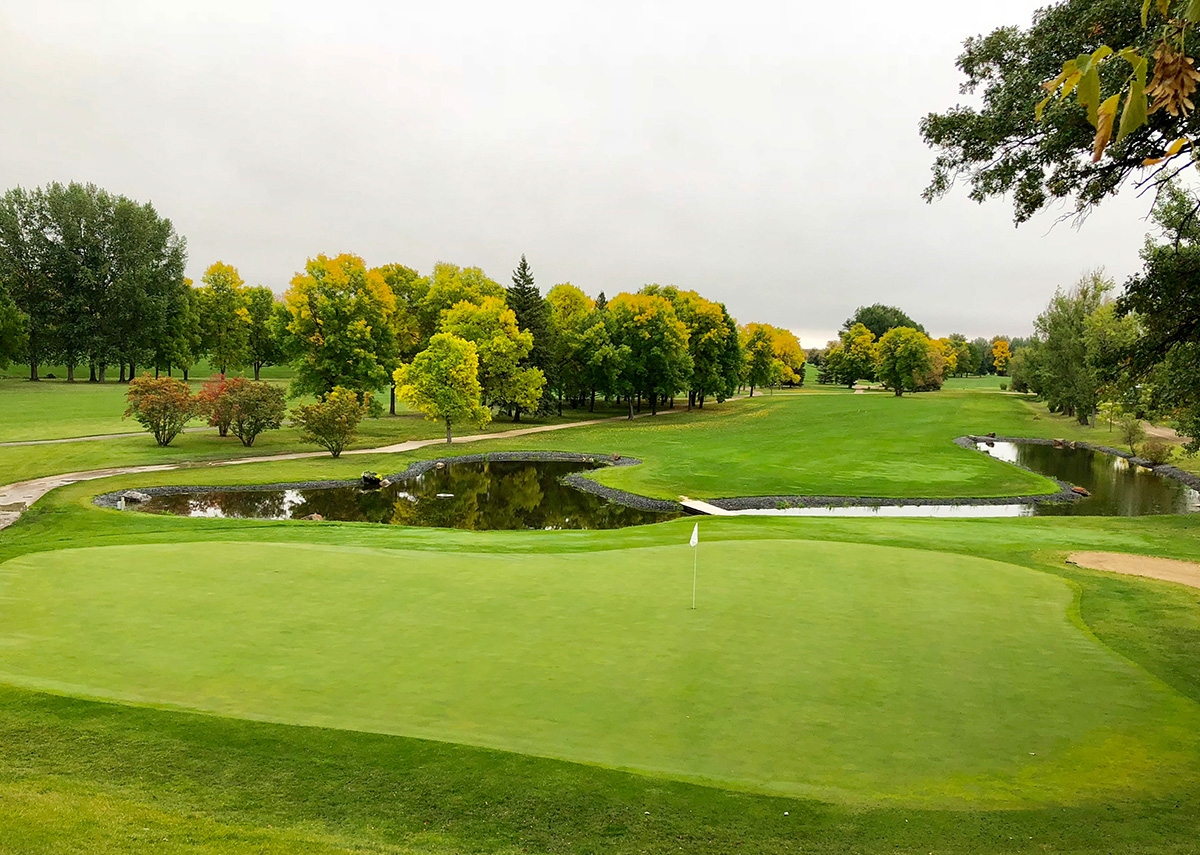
[689,522,699,609]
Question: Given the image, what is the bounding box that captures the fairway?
[2,537,1196,807]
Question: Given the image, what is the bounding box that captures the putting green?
[0,538,1196,806]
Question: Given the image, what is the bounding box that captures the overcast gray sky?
[0,0,1159,345]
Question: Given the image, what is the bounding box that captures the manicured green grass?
[2,492,1200,852]
[941,375,1014,391]
[0,388,1100,497]
[502,391,1084,499]
[5,537,1194,806]
[4,386,1200,853]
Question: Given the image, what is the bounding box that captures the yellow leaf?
[1092,93,1120,161]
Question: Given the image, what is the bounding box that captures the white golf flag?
[689,522,698,547]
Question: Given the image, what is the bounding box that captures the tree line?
[805,303,1021,394]
[0,182,813,434]
[1009,184,1200,451]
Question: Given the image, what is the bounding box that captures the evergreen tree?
[505,254,553,416]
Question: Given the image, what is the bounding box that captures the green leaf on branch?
[1118,57,1150,141]
[1186,0,1200,23]
[1078,64,1102,125]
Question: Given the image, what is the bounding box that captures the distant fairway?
[2,537,1196,807]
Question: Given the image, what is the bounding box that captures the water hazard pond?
[132,460,679,531]
[112,441,1199,528]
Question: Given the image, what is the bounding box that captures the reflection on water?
[977,441,1200,516]
[140,460,678,530]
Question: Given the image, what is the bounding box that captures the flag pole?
[691,544,697,610]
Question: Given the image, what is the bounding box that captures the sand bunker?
[1069,551,1200,591]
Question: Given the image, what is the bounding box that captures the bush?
[124,374,195,447]
[999,382,1008,391]
[196,375,236,437]
[1139,438,1173,466]
[226,380,287,447]
[291,387,369,458]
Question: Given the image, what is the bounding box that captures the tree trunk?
[589,389,595,412]
[129,362,137,381]
[89,364,97,382]
[445,420,453,444]
[749,385,755,397]
[558,389,563,416]
[29,355,38,381]
[894,387,903,397]
[118,364,127,383]
[390,384,396,416]
[155,366,160,378]
[627,398,634,420]
[98,363,107,383]
[513,405,521,423]
[182,367,189,381]
[650,392,657,415]
[66,364,75,382]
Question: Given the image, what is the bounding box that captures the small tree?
[226,380,286,447]
[124,374,195,446]
[395,333,491,443]
[1119,414,1147,454]
[291,386,368,458]
[197,375,236,436]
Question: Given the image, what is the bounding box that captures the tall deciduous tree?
[0,281,26,370]
[992,339,1012,375]
[842,304,925,339]
[875,327,938,397]
[743,326,774,396]
[1117,183,1200,449]
[197,262,250,376]
[395,333,491,443]
[1024,271,1113,423]
[375,262,426,415]
[441,296,545,420]
[280,253,400,405]
[0,183,187,382]
[825,323,878,387]
[608,292,692,416]
[0,186,54,380]
[417,262,504,340]
[244,286,281,381]
[546,283,595,413]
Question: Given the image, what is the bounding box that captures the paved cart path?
[0,400,746,531]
